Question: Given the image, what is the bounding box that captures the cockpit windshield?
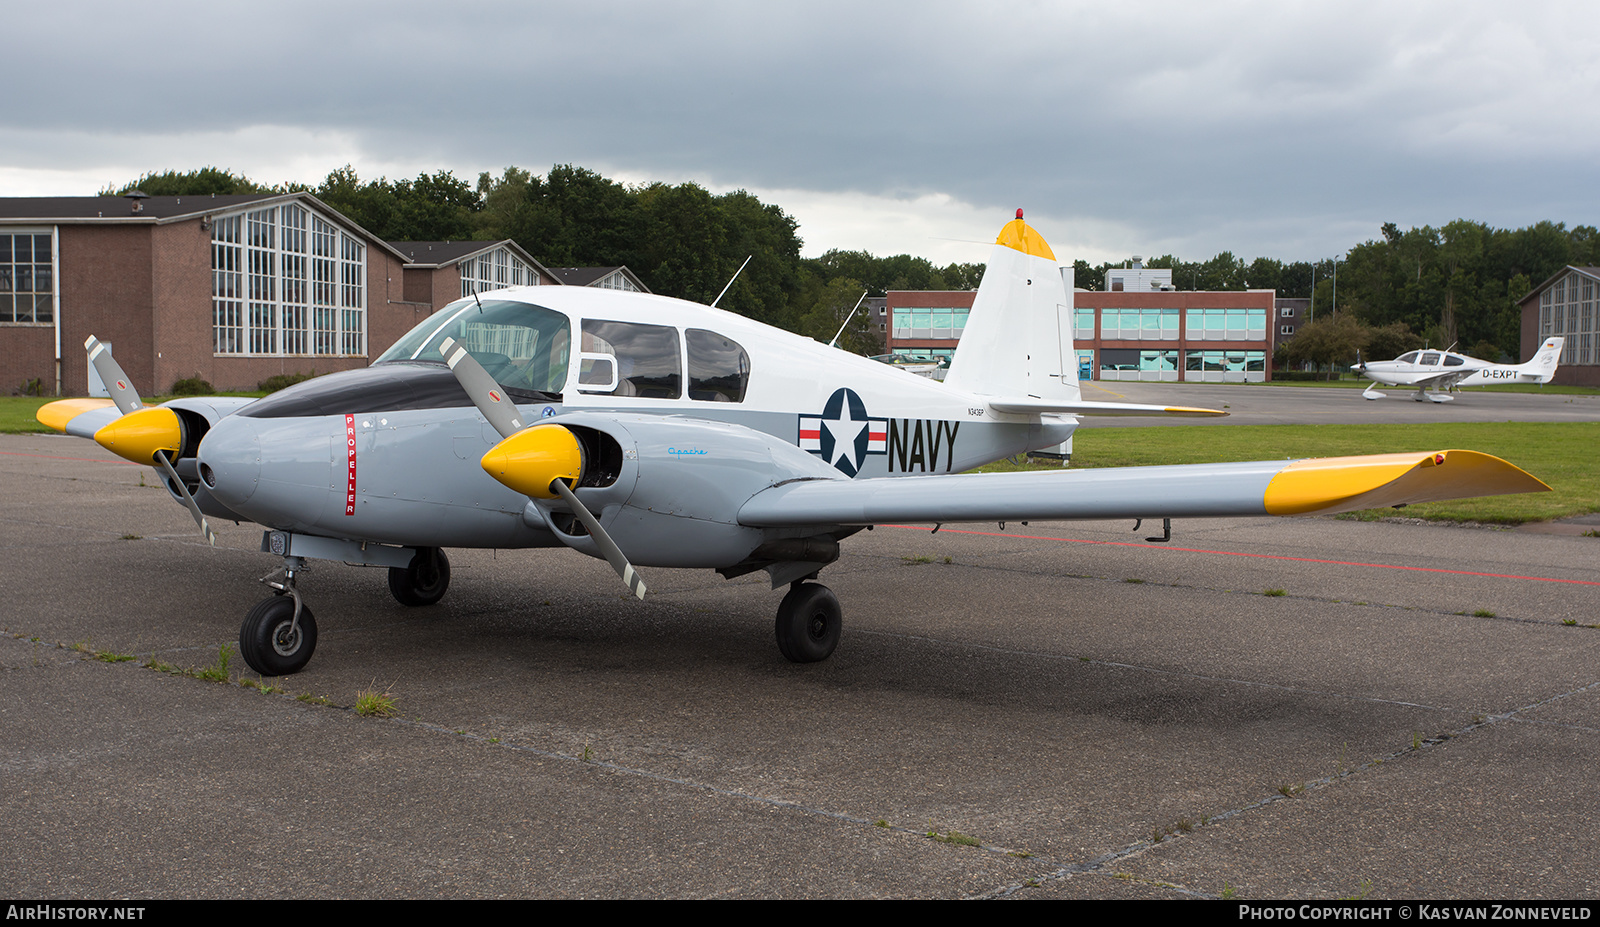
[376,298,571,395]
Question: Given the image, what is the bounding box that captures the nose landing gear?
[240,558,318,676]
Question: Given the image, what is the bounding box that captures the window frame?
[0,228,56,326]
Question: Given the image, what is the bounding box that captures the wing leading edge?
[738,450,1549,526]
[987,397,1228,417]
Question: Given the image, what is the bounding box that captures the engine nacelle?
[537,412,847,569]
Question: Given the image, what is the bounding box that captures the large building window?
[1100,308,1180,341]
[1099,348,1180,381]
[1074,307,1095,340]
[1185,308,1267,342]
[592,270,638,292]
[1541,271,1596,365]
[460,246,539,297]
[1,230,53,325]
[213,203,365,356]
[892,306,970,340]
[1185,349,1266,382]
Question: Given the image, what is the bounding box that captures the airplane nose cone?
[197,423,261,508]
[481,424,584,499]
[93,407,183,465]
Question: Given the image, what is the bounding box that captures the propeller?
[84,336,216,546]
[439,336,646,599]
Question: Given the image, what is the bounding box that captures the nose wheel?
[239,557,318,676]
[775,581,841,663]
[239,594,318,676]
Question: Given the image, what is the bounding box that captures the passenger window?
[578,320,681,398]
[1444,355,1464,367]
[686,329,750,402]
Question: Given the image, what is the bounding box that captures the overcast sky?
[5,1,1596,267]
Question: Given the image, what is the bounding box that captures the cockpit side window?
[1421,352,1441,365]
[686,329,750,402]
[578,320,681,398]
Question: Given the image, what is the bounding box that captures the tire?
[388,547,450,607]
[239,595,318,676]
[774,582,841,663]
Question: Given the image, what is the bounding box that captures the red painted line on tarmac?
[0,450,134,465]
[884,524,1600,587]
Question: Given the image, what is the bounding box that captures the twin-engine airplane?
[1355,338,1565,402]
[39,212,1551,676]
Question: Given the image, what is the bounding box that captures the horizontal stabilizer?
[988,398,1227,417]
[739,450,1548,527]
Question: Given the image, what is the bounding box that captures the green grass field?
[1,396,72,433]
[8,396,1593,526]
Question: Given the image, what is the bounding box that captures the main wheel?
[388,547,450,607]
[775,582,841,663]
[239,595,318,676]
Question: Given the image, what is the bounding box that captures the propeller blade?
[437,336,648,599]
[439,336,525,439]
[83,335,214,546]
[154,452,217,547]
[85,335,144,416]
[550,478,646,600]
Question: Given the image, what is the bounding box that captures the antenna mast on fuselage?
[710,255,753,309]
[828,290,871,349]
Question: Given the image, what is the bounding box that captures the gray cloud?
[5,0,1596,263]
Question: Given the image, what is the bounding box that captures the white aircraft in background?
[1356,338,1565,402]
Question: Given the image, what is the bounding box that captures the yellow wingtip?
[1163,406,1230,417]
[37,398,116,432]
[1264,450,1550,517]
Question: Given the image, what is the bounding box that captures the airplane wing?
[38,396,260,438]
[36,398,119,437]
[738,450,1549,526]
[987,397,1226,417]
[1406,370,1479,392]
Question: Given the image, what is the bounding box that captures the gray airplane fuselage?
[194,300,1074,570]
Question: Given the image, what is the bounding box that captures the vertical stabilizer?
[1520,337,1564,382]
[944,212,1079,403]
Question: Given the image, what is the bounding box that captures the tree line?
[108,167,1595,362]
[107,165,984,357]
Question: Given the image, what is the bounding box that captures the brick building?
[1519,266,1599,386]
[1075,288,1275,382]
[885,260,1276,382]
[0,194,572,396]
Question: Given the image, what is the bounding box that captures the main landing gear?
[388,547,451,607]
[774,581,841,663]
